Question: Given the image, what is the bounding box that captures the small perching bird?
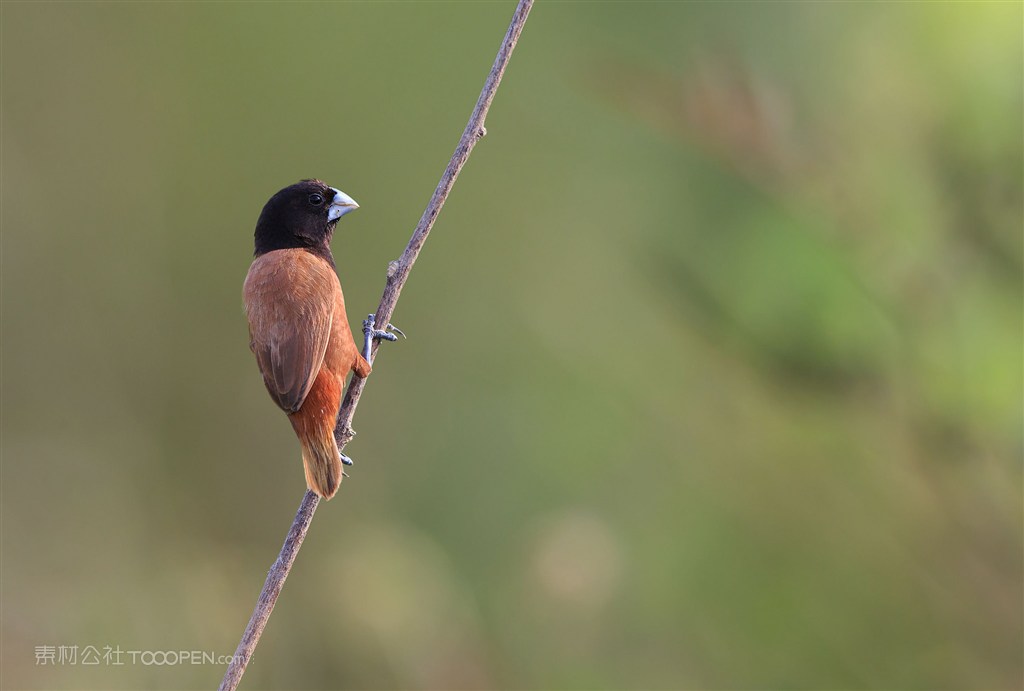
[243,180,399,498]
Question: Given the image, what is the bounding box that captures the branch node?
[387,260,401,278]
[337,426,355,446]
[477,125,488,139]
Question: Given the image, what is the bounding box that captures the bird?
[243,179,399,499]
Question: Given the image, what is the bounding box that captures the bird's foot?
[362,314,406,363]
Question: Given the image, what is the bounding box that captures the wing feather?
[244,250,336,413]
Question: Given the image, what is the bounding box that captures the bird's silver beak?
[328,188,359,221]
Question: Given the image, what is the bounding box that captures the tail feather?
[288,369,344,499]
[299,433,343,499]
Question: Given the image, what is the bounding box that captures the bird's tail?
[288,372,343,499]
[297,432,343,499]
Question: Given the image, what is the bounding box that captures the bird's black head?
[253,179,359,264]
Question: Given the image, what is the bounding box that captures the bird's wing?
[243,249,336,413]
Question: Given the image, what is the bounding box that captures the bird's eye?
[308,193,324,206]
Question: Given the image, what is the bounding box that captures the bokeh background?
[2,2,1021,689]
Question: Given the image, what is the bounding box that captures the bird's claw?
[362,314,406,362]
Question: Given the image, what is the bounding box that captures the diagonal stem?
[219,2,534,689]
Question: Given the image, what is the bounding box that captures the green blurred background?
[2,1,1021,689]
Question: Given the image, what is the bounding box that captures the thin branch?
[219,2,534,689]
